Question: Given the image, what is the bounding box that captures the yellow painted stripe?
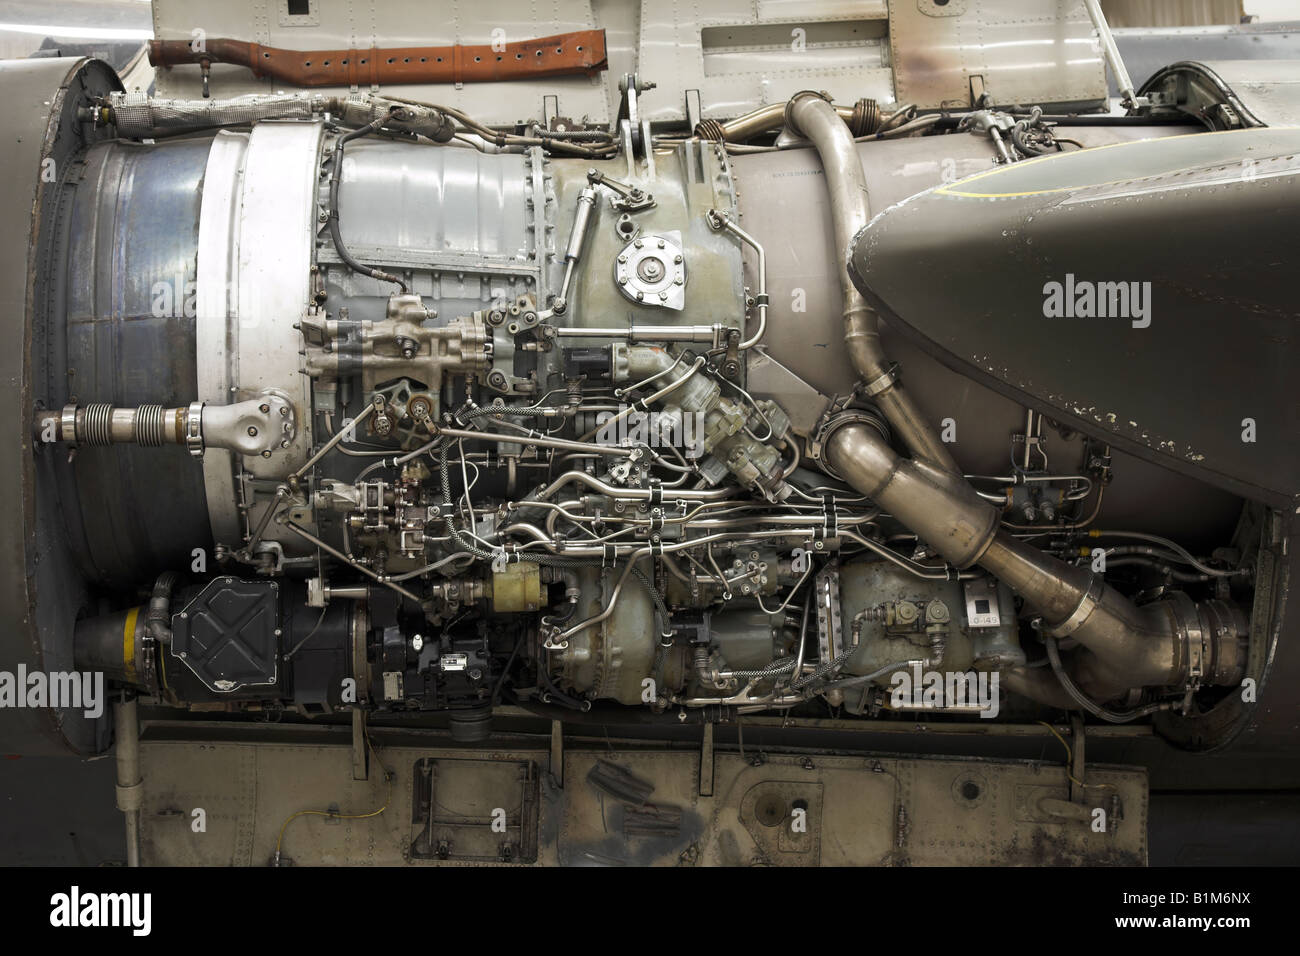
[122,605,140,683]
[935,127,1300,199]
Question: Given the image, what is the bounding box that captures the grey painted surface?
[0,755,123,866]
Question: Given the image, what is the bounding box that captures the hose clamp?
[813,493,838,540]
[859,362,899,398]
[185,401,205,457]
[805,405,890,474]
[60,404,78,443]
[1167,590,1206,686]
[1047,575,1105,639]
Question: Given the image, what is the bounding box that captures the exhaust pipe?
[790,90,1246,710]
[784,92,958,473]
[824,425,1246,707]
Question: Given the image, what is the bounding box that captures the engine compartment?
[8,58,1291,759]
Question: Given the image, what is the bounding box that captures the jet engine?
[3,56,1293,757]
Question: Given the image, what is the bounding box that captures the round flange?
[614,233,686,310]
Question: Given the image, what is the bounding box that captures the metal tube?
[707,210,767,348]
[823,421,1244,705]
[282,520,423,604]
[537,470,738,501]
[784,91,957,472]
[1083,0,1138,108]
[113,696,143,867]
[709,100,901,143]
[555,325,721,344]
[435,425,632,457]
[293,401,379,478]
[553,186,596,314]
[577,356,706,442]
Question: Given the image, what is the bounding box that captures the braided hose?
[728,658,798,681]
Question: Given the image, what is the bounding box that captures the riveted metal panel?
[136,732,1148,865]
[889,0,1109,110]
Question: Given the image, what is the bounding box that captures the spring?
[79,403,114,447]
[849,98,881,137]
[134,404,166,447]
[694,119,726,142]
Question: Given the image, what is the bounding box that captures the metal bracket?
[352,708,369,781]
[588,168,656,212]
[550,719,564,788]
[699,721,714,797]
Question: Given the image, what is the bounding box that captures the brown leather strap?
[150,30,608,88]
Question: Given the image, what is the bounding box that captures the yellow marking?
[123,606,140,683]
[935,128,1300,198]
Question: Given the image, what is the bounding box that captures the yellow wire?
[1037,720,1085,789]
[274,734,393,862]
[1037,720,1117,793]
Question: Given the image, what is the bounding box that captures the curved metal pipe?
[704,99,907,143]
[707,211,767,348]
[823,422,1246,707]
[784,91,957,472]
